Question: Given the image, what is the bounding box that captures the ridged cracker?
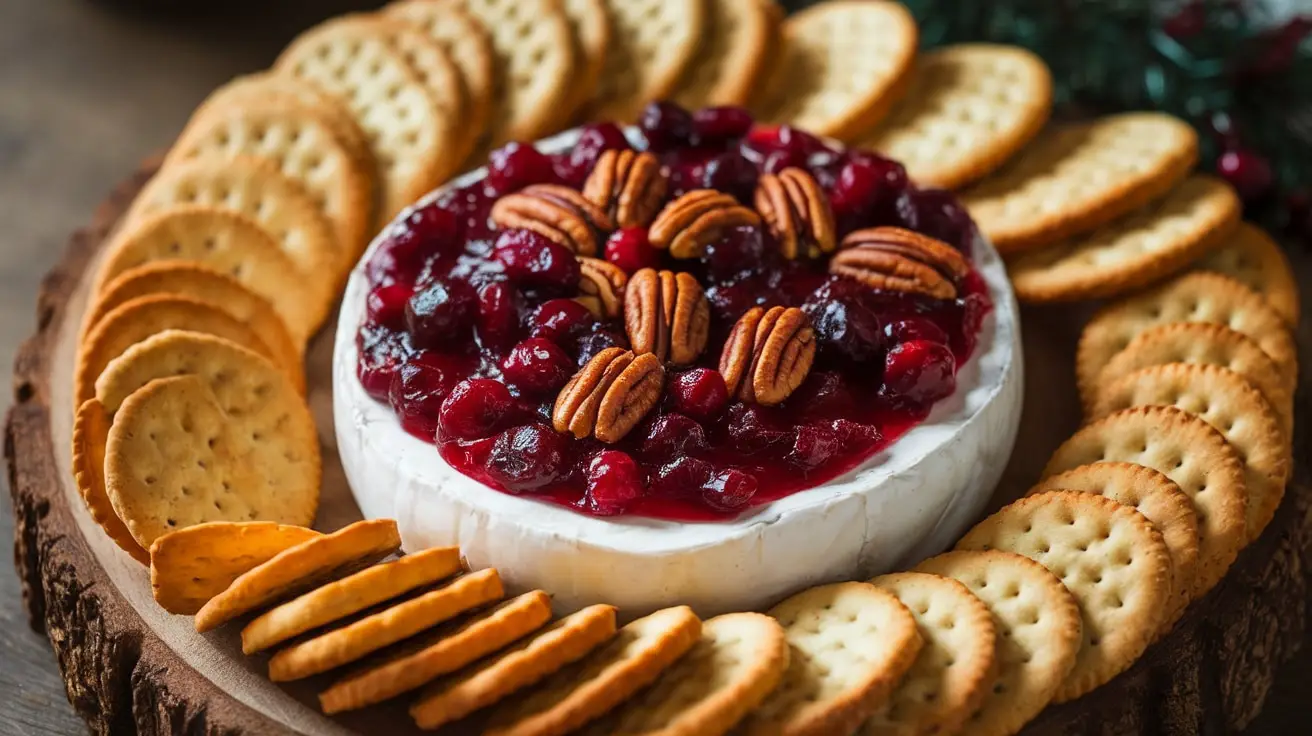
[410,604,618,730]
[149,521,320,615]
[858,573,996,736]
[1075,272,1298,401]
[242,545,462,654]
[754,1,918,141]
[1092,364,1290,543]
[1028,462,1199,631]
[1042,406,1247,599]
[1194,222,1300,327]
[93,206,328,343]
[913,550,1082,736]
[318,588,551,711]
[1092,322,1292,440]
[583,612,789,736]
[195,519,400,633]
[589,0,703,122]
[1008,175,1241,303]
[558,0,610,120]
[740,582,922,736]
[484,606,702,736]
[860,44,1052,190]
[670,0,775,109]
[961,113,1198,255]
[72,398,149,564]
[957,491,1172,702]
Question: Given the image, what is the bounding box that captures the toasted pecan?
[648,190,762,259]
[552,348,664,443]
[832,227,969,299]
[755,168,837,259]
[490,184,614,256]
[623,268,710,366]
[720,306,815,406]
[576,257,628,319]
[582,150,668,229]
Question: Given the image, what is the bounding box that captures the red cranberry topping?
[668,368,729,421]
[604,228,659,273]
[692,106,754,143]
[640,413,708,462]
[486,142,556,195]
[530,298,597,345]
[786,371,855,419]
[438,378,515,441]
[367,227,427,287]
[501,338,573,395]
[726,404,793,454]
[884,317,949,347]
[585,450,644,515]
[493,229,582,291]
[703,225,769,282]
[884,340,957,406]
[638,101,694,151]
[651,456,715,497]
[804,279,885,364]
[829,152,908,221]
[558,123,630,185]
[406,278,476,347]
[790,419,880,469]
[484,423,568,492]
[357,326,414,401]
[574,327,629,366]
[366,284,411,329]
[700,152,758,204]
[475,281,522,350]
[701,469,758,510]
[898,187,977,253]
[389,351,464,438]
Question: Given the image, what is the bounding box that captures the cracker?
[149,521,320,615]
[277,15,459,219]
[1008,175,1241,303]
[319,589,550,711]
[582,612,789,736]
[1075,272,1298,400]
[484,606,703,736]
[1028,462,1199,630]
[268,567,503,682]
[739,582,922,736]
[104,372,319,551]
[1091,364,1290,543]
[1194,221,1300,327]
[557,0,610,120]
[754,1,918,141]
[669,0,773,109]
[1042,406,1247,598]
[93,206,328,343]
[858,572,996,736]
[195,519,400,633]
[72,398,149,564]
[588,0,702,123]
[410,604,618,731]
[374,18,474,173]
[957,491,1171,702]
[1092,322,1292,440]
[242,546,463,654]
[961,113,1198,255]
[913,550,1081,736]
[860,44,1052,190]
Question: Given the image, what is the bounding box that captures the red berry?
[786,371,854,418]
[638,101,694,151]
[884,317,949,347]
[803,280,885,364]
[501,338,573,395]
[651,456,715,498]
[357,326,414,401]
[899,188,977,253]
[389,351,465,438]
[438,379,515,440]
[486,142,556,195]
[475,281,522,350]
[883,339,956,405]
[575,327,629,366]
[701,469,758,511]
[530,299,597,344]
[790,419,880,468]
[700,152,759,203]
[1217,149,1274,202]
[692,106,754,143]
[585,450,644,515]
[829,152,907,219]
[640,413,708,462]
[493,229,582,291]
[669,369,729,420]
[366,284,412,329]
[405,278,476,347]
[484,424,568,492]
[604,228,659,273]
[559,123,630,184]
[704,225,767,281]
[726,404,792,453]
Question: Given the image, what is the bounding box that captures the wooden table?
[1,1,1309,733]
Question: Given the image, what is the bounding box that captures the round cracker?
[1008,175,1241,303]
[1092,364,1290,543]
[957,491,1172,702]
[1028,462,1200,630]
[1042,405,1247,599]
[558,0,610,120]
[1075,272,1298,401]
[961,113,1199,255]
[194,519,400,633]
[72,398,149,564]
[1194,221,1300,327]
[409,604,618,730]
[591,0,704,122]
[754,1,918,141]
[104,373,320,551]
[375,19,474,172]
[914,550,1082,736]
[484,606,703,736]
[860,44,1053,190]
[670,0,774,108]
[740,582,922,736]
[859,572,996,736]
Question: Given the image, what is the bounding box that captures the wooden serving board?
[6,166,1311,735]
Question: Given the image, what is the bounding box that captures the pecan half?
[575,257,628,319]
[831,227,969,299]
[648,190,762,259]
[552,347,665,443]
[755,168,837,259]
[719,306,816,406]
[582,150,668,229]
[490,184,614,256]
[623,268,710,366]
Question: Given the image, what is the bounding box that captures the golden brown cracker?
[557,0,610,120]
[590,0,704,122]
[72,398,149,564]
[670,0,774,109]
[376,18,475,173]
[1194,221,1300,326]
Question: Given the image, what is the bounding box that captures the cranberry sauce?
[356,102,992,521]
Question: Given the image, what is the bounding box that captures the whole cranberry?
[531,298,597,344]
[705,280,773,324]
[559,122,630,184]
[575,328,629,366]
[884,317,949,347]
[701,469,758,511]
[747,125,826,173]
[884,340,957,406]
[726,404,793,453]
[475,281,522,350]
[640,413,708,462]
[485,142,556,195]
[790,419,880,468]
[604,228,659,273]
[366,284,412,329]
[829,151,908,220]
[703,226,768,281]
[669,368,729,420]
[437,378,515,440]
[492,229,581,291]
[585,450,644,515]
[898,188,976,253]
[692,106,754,143]
[405,278,476,347]
[501,338,573,395]
[803,282,885,364]
[484,423,568,493]
[651,456,715,498]
[389,352,464,438]
[357,326,414,401]
[700,152,758,203]
[367,225,429,287]
[638,101,694,151]
[786,371,855,418]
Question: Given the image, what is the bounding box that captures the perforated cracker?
[858,573,996,736]
[740,582,922,736]
[410,605,618,731]
[484,606,702,736]
[1042,406,1247,598]
[72,398,149,564]
[1008,175,1241,303]
[754,1,918,141]
[670,0,775,109]
[1195,222,1300,327]
[1092,364,1290,543]
[558,0,610,119]
[1028,462,1199,630]
[194,519,400,633]
[913,550,1081,736]
[375,19,474,171]
[960,113,1198,255]
[957,491,1171,702]
[860,44,1052,190]
[589,0,703,122]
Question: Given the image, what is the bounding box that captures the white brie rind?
[333,130,1023,617]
